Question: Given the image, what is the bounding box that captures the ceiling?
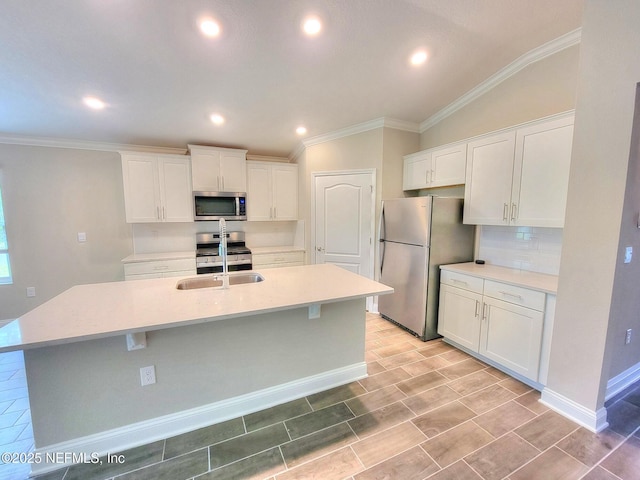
[0,0,584,158]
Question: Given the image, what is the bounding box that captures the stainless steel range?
[195,232,252,274]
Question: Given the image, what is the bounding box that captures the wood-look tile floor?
[8,313,640,479]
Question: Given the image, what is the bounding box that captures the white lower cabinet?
[124,258,196,280]
[438,270,545,382]
[252,250,304,269]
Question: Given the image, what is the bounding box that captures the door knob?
[316,247,324,252]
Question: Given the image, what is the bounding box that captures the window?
[0,186,11,284]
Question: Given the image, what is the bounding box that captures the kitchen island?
[0,264,392,475]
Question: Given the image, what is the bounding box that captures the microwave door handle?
[236,197,240,216]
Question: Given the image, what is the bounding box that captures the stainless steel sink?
[176,273,264,290]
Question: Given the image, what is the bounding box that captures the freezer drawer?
[378,241,429,337]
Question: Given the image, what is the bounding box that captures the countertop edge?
[440,262,558,294]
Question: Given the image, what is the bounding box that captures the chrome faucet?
[218,218,230,288]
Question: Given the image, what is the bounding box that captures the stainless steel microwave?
[193,192,247,221]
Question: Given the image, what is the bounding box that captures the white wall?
[547,1,640,413]
[297,126,420,266]
[0,145,132,320]
[420,44,581,149]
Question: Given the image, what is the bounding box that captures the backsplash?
[477,225,563,275]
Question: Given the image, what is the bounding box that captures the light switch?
[77,232,87,243]
[625,246,633,264]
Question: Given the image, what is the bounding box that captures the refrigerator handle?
[378,202,386,276]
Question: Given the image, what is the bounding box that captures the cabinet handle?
[431,169,435,183]
[482,302,488,320]
[162,207,166,220]
[511,203,517,221]
[475,300,480,317]
[452,279,468,287]
[157,207,161,220]
[273,207,277,218]
[503,203,509,222]
[498,291,523,301]
[426,170,430,184]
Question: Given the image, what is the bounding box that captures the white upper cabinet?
[121,153,193,223]
[403,151,431,190]
[464,131,516,225]
[403,142,466,191]
[464,113,574,227]
[247,161,298,221]
[512,116,574,227]
[189,145,247,192]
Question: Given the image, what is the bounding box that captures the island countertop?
[0,264,393,353]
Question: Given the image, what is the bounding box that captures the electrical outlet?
[26,287,36,298]
[77,232,87,243]
[140,366,156,386]
[626,329,633,345]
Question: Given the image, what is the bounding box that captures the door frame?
[310,169,377,282]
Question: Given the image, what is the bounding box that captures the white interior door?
[313,171,375,279]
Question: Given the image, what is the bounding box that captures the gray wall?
[25,299,365,447]
[0,145,132,320]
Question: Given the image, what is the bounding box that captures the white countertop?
[250,246,305,254]
[440,262,558,294]
[121,251,195,263]
[0,264,392,353]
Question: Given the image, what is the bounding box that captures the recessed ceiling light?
[200,18,221,37]
[83,96,106,110]
[210,113,225,125]
[302,17,322,36]
[410,50,428,66]
[296,126,307,136]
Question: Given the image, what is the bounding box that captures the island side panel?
[24,299,365,448]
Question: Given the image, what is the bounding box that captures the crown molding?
[246,154,290,163]
[420,28,582,133]
[301,116,420,149]
[0,133,188,155]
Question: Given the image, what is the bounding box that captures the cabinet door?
[403,153,431,190]
[191,151,222,191]
[246,163,273,221]
[479,297,543,381]
[158,157,193,222]
[431,143,466,187]
[272,165,298,220]
[438,284,483,351]
[121,154,160,223]
[464,131,516,225]
[512,116,574,227]
[219,152,247,192]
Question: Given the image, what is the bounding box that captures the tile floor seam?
[350,439,427,476]
[504,444,583,480]
[574,424,640,480]
[417,441,441,471]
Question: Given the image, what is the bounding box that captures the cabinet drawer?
[440,270,484,294]
[483,280,545,311]
[252,251,304,266]
[124,258,196,276]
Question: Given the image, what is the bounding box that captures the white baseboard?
[606,361,640,401]
[30,362,367,476]
[540,387,609,433]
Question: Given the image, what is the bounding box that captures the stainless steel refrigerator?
[378,196,475,340]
